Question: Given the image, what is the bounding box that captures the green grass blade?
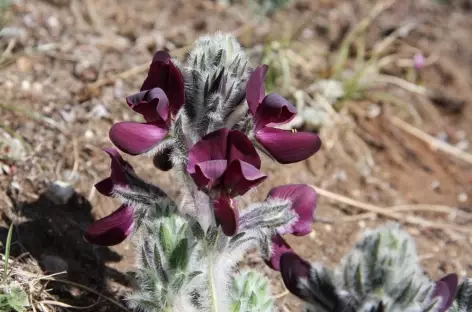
[3,223,14,282]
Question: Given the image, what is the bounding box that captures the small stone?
[309,231,317,240]
[21,80,31,91]
[301,28,315,39]
[87,104,109,120]
[366,103,381,118]
[84,129,94,139]
[1,164,10,175]
[10,181,21,192]
[40,254,68,274]
[45,181,75,205]
[458,192,468,203]
[358,220,366,229]
[335,170,347,182]
[324,224,332,232]
[46,16,60,36]
[431,180,440,190]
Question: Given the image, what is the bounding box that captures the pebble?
[40,254,68,274]
[431,180,440,191]
[1,164,10,175]
[45,181,75,205]
[21,80,31,91]
[84,129,94,139]
[46,16,60,36]
[324,224,333,232]
[309,231,317,240]
[358,220,366,229]
[458,192,468,203]
[87,104,109,119]
[366,103,381,118]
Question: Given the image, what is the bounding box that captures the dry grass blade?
[332,0,395,78]
[39,277,130,311]
[0,103,65,132]
[36,298,102,309]
[311,185,472,234]
[389,116,472,165]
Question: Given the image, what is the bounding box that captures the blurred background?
[1,0,472,311]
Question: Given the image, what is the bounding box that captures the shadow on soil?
[0,190,131,311]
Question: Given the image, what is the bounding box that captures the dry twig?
[389,116,472,165]
[311,185,472,234]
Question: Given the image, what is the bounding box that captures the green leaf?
[205,226,219,249]
[3,223,14,283]
[159,224,174,255]
[190,220,204,240]
[170,273,185,292]
[0,285,28,312]
[169,239,189,270]
[187,271,203,283]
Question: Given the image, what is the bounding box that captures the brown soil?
[1,0,472,311]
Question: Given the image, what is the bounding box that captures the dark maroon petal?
[95,178,114,196]
[256,127,322,164]
[265,234,294,271]
[246,65,269,115]
[267,184,317,236]
[280,252,311,298]
[223,160,267,196]
[213,195,239,236]
[227,130,261,169]
[254,93,296,130]
[103,148,133,186]
[190,160,228,190]
[109,122,168,156]
[126,88,169,122]
[432,281,450,312]
[84,204,134,246]
[187,128,229,173]
[435,273,459,312]
[141,51,185,117]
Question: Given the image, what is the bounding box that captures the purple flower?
[267,184,317,236]
[264,184,317,270]
[109,51,185,156]
[414,53,426,71]
[246,65,322,164]
[84,204,134,246]
[84,148,135,246]
[433,273,459,312]
[187,128,267,236]
[279,252,311,298]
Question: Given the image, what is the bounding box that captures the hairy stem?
[209,232,220,312]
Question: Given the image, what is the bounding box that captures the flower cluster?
[84,33,322,312]
[82,33,469,312]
